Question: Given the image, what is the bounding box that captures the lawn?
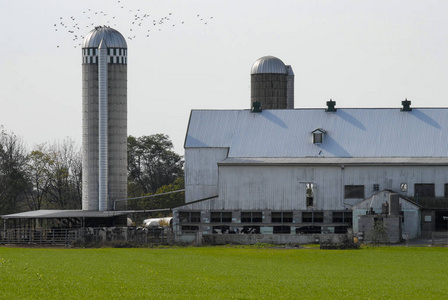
[1,245,447,299]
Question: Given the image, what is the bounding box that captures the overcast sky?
[1,0,448,154]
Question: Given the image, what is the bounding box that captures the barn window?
[210,212,232,223]
[444,184,448,197]
[272,212,293,223]
[400,183,408,192]
[344,185,365,199]
[241,212,263,223]
[302,211,323,223]
[373,184,380,192]
[332,212,353,224]
[179,211,201,223]
[306,183,315,206]
[414,183,435,197]
[273,226,291,234]
[311,129,326,144]
[313,133,323,144]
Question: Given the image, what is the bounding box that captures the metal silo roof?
[251,56,288,74]
[82,26,127,48]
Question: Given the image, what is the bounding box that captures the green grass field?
[1,245,447,299]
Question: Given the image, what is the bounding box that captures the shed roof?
[185,108,448,158]
[1,210,130,219]
[352,190,421,210]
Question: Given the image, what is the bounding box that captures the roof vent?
[325,99,337,112]
[401,98,412,111]
[252,101,262,113]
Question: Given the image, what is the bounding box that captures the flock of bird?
[54,0,214,48]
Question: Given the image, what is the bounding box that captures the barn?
[173,56,448,244]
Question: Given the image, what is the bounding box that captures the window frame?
[241,212,263,223]
[210,211,232,223]
[271,212,293,223]
[400,183,408,192]
[344,185,365,199]
[373,184,380,193]
[311,128,326,144]
[332,211,353,224]
[302,211,324,223]
[179,211,201,223]
[306,182,315,207]
[414,183,435,198]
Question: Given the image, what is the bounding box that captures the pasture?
[1,245,447,299]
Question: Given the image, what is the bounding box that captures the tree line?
[0,127,184,216]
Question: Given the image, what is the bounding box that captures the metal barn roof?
[185,108,448,158]
[1,210,130,219]
[219,157,448,165]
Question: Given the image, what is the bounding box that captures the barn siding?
[214,164,448,211]
[185,148,228,202]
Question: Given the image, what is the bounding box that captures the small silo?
[81,26,128,211]
[250,56,294,110]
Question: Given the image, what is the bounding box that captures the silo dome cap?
[82,26,127,48]
[251,56,287,74]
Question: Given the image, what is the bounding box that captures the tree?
[129,177,185,222]
[24,145,55,211]
[368,219,388,246]
[127,134,184,197]
[129,177,185,211]
[0,127,29,214]
[23,140,82,211]
[46,139,82,209]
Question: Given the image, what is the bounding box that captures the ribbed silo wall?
[286,66,294,109]
[82,64,127,211]
[251,74,287,109]
[82,64,100,210]
[107,64,127,211]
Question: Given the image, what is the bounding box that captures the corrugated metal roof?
[219,157,448,165]
[251,56,287,74]
[185,108,448,158]
[352,191,421,209]
[1,210,130,219]
[82,26,127,48]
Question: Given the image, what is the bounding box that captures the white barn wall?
[343,165,448,198]
[218,165,343,210]
[185,148,228,202]
[213,164,448,211]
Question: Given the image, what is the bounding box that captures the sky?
[1,0,448,155]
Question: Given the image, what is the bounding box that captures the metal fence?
[0,227,174,246]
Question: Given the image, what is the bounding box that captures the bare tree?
[47,138,82,209]
[24,144,55,210]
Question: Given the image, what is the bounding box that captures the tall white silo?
[81,26,128,211]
